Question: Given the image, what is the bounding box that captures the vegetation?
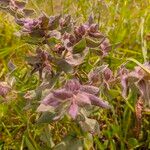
[0,0,150,149]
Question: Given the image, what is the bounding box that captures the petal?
[137,80,150,107]
[23,9,35,17]
[68,102,78,119]
[129,71,143,81]
[63,38,72,50]
[76,92,91,106]
[52,89,73,100]
[100,38,110,51]
[88,65,108,85]
[81,85,99,96]
[87,94,111,109]
[37,104,54,112]
[42,93,60,107]
[50,30,61,39]
[89,32,104,38]
[49,100,60,107]
[103,67,113,81]
[137,80,146,96]
[41,93,53,104]
[65,49,88,66]
[65,79,81,91]
[88,70,100,84]
[121,76,128,98]
[14,1,26,9]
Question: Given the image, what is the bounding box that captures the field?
[0,0,150,149]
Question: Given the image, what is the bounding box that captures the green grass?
[0,0,150,149]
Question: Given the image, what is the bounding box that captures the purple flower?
[118,66,129,98]
[0,82,11,98]
[59,15,71,28]
[38,79,111,119]
[27,48,52,79]
[88,65,114,89]
[15,18,40,34]
[100,38,111,57]
[119,62,150,107]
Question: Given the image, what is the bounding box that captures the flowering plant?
[1,0,150,149]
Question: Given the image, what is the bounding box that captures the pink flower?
[39,79,111,119]
[119,62,150,107]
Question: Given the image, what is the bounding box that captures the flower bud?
[89,24,98,33]
[103,68,113,81]
[54,43,65,54]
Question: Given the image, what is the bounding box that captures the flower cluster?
[0,0,34,17]
[3,4,112,75]
[1,0,150,139]
[0,0,114,129]
[0,0,113,123]
[38,79,111,119]
[16,14,61,39]
[1,0,112,65]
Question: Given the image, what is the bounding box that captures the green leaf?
[108,89,120,99]
[109,140,116,150]
[0,104,8,118]
[49,15,61,30]
[128,138,139,149]
[40,126,55,148]
[53,135,83,150]
[143,108,150,115]
[73,39,86,54]
[47,37,60,47]
[25,56,40,65]
[21,35,43,45]
[25,136,36,150]
[36,112,56,124]
[79,117,100,135]
[85,37,100,48]
[0,142,4,150]
[84,133,93,150]
[40,13,50,28]
[95,65,108,72]
[56,59,73,73]
[90,48,103,55]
